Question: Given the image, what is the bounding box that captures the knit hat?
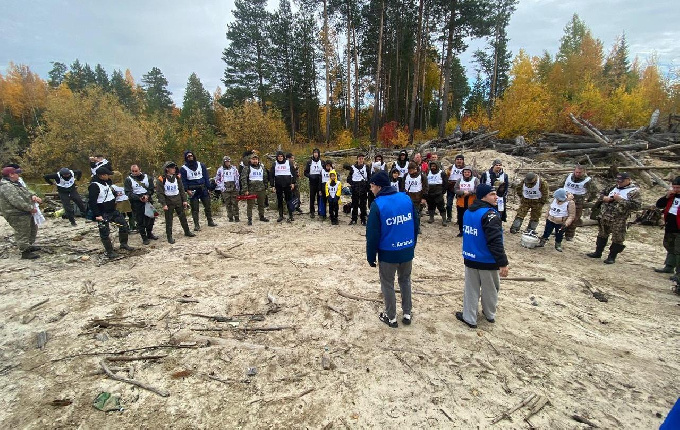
[616,172,630,180]
[554,188,567,201]
[96,166,113,176]
[59,167,71,176]
[492,159,502,166]
[476,184,495,200]
[370,170,390,187]
[455,154,465,160]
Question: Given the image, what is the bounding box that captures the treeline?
[1,8,678,174]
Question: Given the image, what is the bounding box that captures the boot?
[442,214,448,226]
[587,236,607,258]
[527,220,539,233]
[655,253,676,273]
[119,231,135,251]
[427,211,435,224]
[234,216,240,223]
[247,218,253,226]
[128,215,137,232]
[277,207,284,223]
[21,250,39,260]
[259,215,270,222]
[228,216,234,222]
[141,231,150,245]
[446,207,452,223]
[510,218,523,234]
[167,236,175,244]
[102,238,119,259]
[192,213,201,231]
[207,218,217,227]
[604,243,625,264]
[68,216,77,226]
[147,230,159,240]
[537,237,547,247]
[554,241,563,252]
[288,211,294,222]
[166,225,174,243]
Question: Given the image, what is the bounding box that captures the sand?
[0,150,677,428]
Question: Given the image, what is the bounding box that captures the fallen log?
[502,277,546,282]
[337,289,382,303]
[106,354,167,362]
[491,393,538,424]
[515,165,680,174]
[636,143,680,155]
[552,143,647,157]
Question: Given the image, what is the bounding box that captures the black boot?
[102,238,119,259]
[207,218,217,227]
[147,229,158,240]
[277,207,284,223]
[446,207,452,223]
[21,250,39,260]
[68,216,77,226]
[259,215,270,222]
[192,213,201,231]
[510,218,523,234]
[234,216,240,222]
[119,231,135,251]
[587,236,608,258]
[140,230,150,245]
[604,243,625,264]
[427,211,435,224]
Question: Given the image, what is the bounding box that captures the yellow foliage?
[216,101,290,155]
[392,127,410,149]
[333,129,354,149]
[444,117,460,135]
[462,107,491,132]
[25,86,161,175]
[0,63,48,126]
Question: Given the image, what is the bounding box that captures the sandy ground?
[0,150,678,429]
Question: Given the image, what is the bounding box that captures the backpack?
[635,207,663,226]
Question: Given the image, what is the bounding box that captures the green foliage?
[141,67,174,116]
[181,73,214,126]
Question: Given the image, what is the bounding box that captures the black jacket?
[270,160,297,187]
[44,170,83,189]
[88,177,116,217]
[463,200,509,270]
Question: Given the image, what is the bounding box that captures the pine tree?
[94,64,110,92]
[222,0,272,109]
[48,62,67,88]
[141,67,174,116]
[181,73,214,126]
[64,59,86,92]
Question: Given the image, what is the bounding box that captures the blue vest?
[462,207,499,264]
[375,192,415,251]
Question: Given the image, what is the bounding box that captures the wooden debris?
[502,277,547,282]
[50,399,73,407]
[524,395,550,422]
[36,331,48,349]
[337,289,382,303]
[240,325,294,332]
[27,298,49,311]
[100,360,169,397]
[440,408,454,422]
[22,314,36,324]
[186,313,233,322]
[395,289,455,296]
[571,414,599,428]
[490,393,537,424]
[580,278,609,302]
[106,354,167,362]
[250,388,315,405]
[177,297,199,303]
[326,303,350,321]
[171,369,194,379]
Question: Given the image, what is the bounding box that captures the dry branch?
[105,354,167,362]
[491,393,538,424]
[337,289,382,303]
[100,360,169,397]
[502,277,546,282]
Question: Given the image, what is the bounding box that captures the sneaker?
[349,220,357,225]
[378,312,398,328]
[555,243,563,252]
[455,311,477,329]
[260,217,270,222]
[402,314,412,325]
[208,220,218,227]
[120,244,135,251]
[655,266,674,273]
[361,219,367,226]
[142,238,151,245]
[482,312,495,323]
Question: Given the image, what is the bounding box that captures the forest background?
[1,0,679,176]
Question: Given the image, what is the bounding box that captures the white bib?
[249,166,264,182]
[164,178,180,196]
[222,167,236,182]
[564,173,591,196]
[321,169,331,183]
[129,174,149,195]
[405,175,422,193]
[56,170,76,188]
[608,186,637,200]
[458,179,475,192]
[669,197,680,216]
[485,172,506,186]
[549,199,569,218]
[523,178,542,199]
[395,164,409,177]
[390,180,400,189]
[427,172,443,185]
[95,182,115,204]
[351,165,367,182]
[184,165,203,181]
[309,160,322,175]
[90,159,109,176]
[112,185,128,202]
[497,196,505,211]
[371,162,385,173]
[327,182,339,197]
[449,167,464,182]
[274,160,292,177]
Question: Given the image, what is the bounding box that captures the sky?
[1,0,678,106]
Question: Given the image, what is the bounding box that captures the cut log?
[635,143,680,155]
[515,165,680,174]
[552,143,647,157]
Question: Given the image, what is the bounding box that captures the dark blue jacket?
[462,200,508,270]
[366,186,418,265]
[180,151,210,199]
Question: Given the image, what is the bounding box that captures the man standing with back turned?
[456,184,509,329]
[366,170,418,328]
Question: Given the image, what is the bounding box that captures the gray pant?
[5,214,37,251]
[379,260,413,320]
[463,266,500,325]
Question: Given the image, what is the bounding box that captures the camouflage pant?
[598,216,627,244]
[246,190,267,219]
[564,197,584,240]
[663,232,680,256]
[221,190,239,219]
[515,199,544,222]
[4,214,37,251]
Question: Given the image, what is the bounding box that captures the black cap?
[96,167,113,175]
[616,172,630,180]
[455,154,465,160]
[673,176,680,186]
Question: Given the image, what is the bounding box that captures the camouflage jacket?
[599,184,642,221]
[0,178,35,217]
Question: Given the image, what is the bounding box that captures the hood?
[329,169,338,179]
[312,148,320,160]
[184,150,198,170]
[163,161,177,170]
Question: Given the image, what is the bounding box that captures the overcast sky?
[2,0,678,106]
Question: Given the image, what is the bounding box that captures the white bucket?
[520,232,540,249]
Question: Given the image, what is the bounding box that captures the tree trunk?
[352,24,360,136]
[371,0,385,143]
[438,0,456,138]
[408,0,424,144]
[346,0,352,132]
[323,0,331,144]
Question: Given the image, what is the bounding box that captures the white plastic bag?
[144,202,155,218]
[33,203,45,226]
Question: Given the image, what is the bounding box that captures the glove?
[369,261,377,267]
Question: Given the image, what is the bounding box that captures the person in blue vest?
[180,150,217,231]
[456,184,509,329]
[366,170,419,328]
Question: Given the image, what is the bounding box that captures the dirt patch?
[0,150,677,428]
